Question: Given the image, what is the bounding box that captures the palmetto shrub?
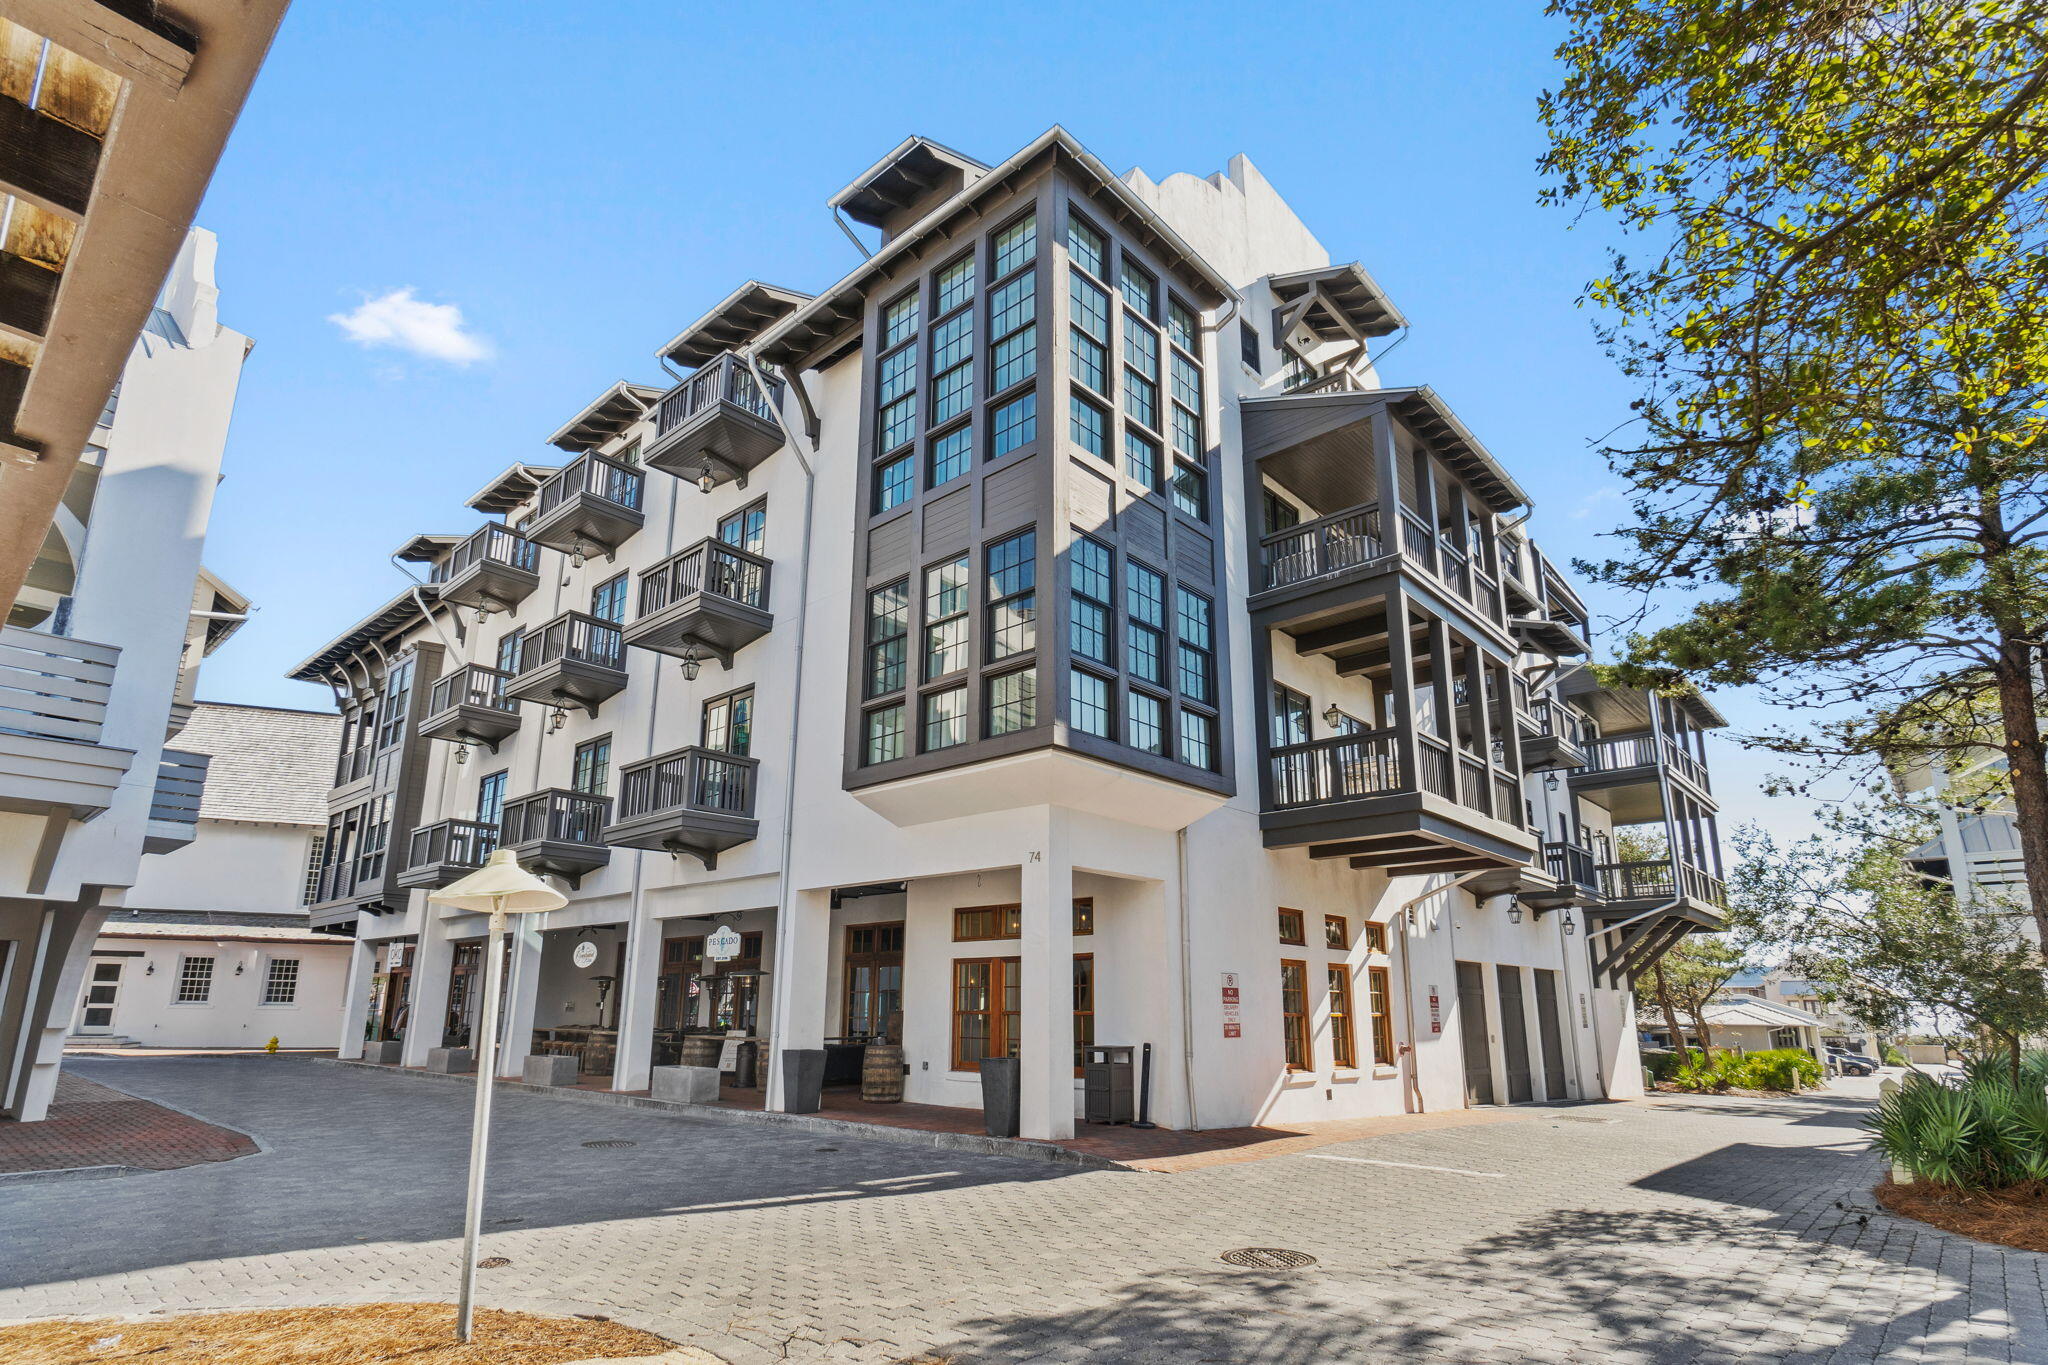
[1668,1048,1821,1092]
[1869,1070,2048,1191]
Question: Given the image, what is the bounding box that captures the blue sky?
[187,1,1801,835]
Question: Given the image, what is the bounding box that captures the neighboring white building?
[70,702,348,1049]
[1645,997,1825,1059]
[290,131,1730,1140]
[1722,970,1883,1057]
[1,230,255,1121]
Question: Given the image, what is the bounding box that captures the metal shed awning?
[286,588,429,684]
[1268,262,1407,340]
[657,282,813,369]
[466,463,556,515]
[392,533,459,564]
[828,136,990,229]
[547,381,663,453]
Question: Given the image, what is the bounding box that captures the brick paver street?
[2,1056,2042,1363]
[0,1071,257,1174]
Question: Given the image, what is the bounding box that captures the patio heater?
[427,849,566,1343]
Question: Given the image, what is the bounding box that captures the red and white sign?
[1221,972,1242,1039]
[1428,986,1443,1035]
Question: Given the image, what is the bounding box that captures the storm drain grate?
[582,1139,637,1149]
[1220,1247,1317,1270]
[477,1257,511,1269]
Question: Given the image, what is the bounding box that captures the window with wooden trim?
[843,921,904,1040]
[1363,921,1389,954]
[701,689,753,756]
[985,529,1037,661]
[1328,965,1358,1069]
[590,573,629,625]
[923,554,971,681]
[1324,915,1349,950]
[1277,908,1305,945]
[1280,959,1310,1070]
[952,901,1095,940]
[571,735,611,796]
[1369,965,1395,1066]
[949,954,1095,1073]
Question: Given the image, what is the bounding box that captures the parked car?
[1826,1049,1878,1076]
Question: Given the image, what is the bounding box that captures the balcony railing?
[1544,840,1600,896]
[1596,858,1725,908]
[406,818,498,874]
[501,788,611,847]
[0,625,118,745]
[1528,697,1586,746]
[1269,729,1404,807]
[149,749,209,825]
[655,353,781,435]
[1578,733,1660,773]
[1662,738,1712,792]
[517,612,624,675]
[536,452,644,519]
[1260,504,1383,590]
[618,746,759,822]
[432,524,539,583]
[638,539,771,617]
[427,664,516,717]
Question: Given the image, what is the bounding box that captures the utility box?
[1083,1045,1135,1125]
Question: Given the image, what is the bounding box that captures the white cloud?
[1569,485,1625,520]
[328,287,491,365]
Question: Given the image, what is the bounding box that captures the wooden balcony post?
[1383,589,1424,792]
[1370,406,1401,530]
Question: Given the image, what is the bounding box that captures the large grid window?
[1070,668,1112,737]
[1069,536,1113,664]
[1171,461,1207,520]
[879,338,918,450]
[1067,213,1106,278]
[1369,965,1395,1065]
[1176,589,1215,703]
[865,704,906,765]
[1119,258,1157,317]
[1069,394,1107,458]
[922,686,967,751]
[1070,270,1110,396]
[930,425,971,487]
[994,214,1036,275]
[990,272,1037,392]
[1329,966,1358,1069]
[1123,313,1159,430]
[876,453,915,512]
[262,958,300,1006]
[883,292,919,345]
[1180,708,1215,770]
[992,392,1036,457]
[1123,429,1159,490]
[590,574,628,625]
[176,956,214,1004]
[866,581,909,697]
[1168,297,1198,352]
[1280,959,1310,1070]
[936,254,975,312]
[931,308,974,424]
[572,735,612,794]
[1127,689,1164,755]
[923,555,971,680]
[987,666,1037,736]
[1126,562,1166,685]
[702,690,753,755]
[986,530,1036,661]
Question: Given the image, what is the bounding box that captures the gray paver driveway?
[1,1057,2043,1363]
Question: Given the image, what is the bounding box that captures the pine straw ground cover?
[0,1303,674,1365]
[1876,1178,2048,1256]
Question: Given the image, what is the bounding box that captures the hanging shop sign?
[385,943,407,970]
[1220,972,1242,1039]
[571,940,598,969]
[706,925,743,962]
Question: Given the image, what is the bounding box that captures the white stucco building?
[292,131,1729,1140]
[1,230,255,1119]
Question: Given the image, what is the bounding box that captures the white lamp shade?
[427,849,568,916]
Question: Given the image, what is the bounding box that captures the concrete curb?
[318,1057,1124,1171]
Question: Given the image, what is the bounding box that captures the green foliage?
[1959,1048,2048,1089]
[1870,1070,2048,1190]
[1541,0,2048,945]
[1668,1048,1822,1092]
[1883,1044,1912,1067]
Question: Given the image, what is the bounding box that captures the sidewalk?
[0,1072,257,1177]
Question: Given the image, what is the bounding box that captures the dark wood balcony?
[1585,862,1726,986]
[1596,857,1725,911]
[501,789,611,887]
[603,746,760,868]
[1540,840,1602,903]
[1519,697,1589,772]
[645,353,785,490]
[396,818,498,890]
[623,538,773,669]
[504,612,627,718]
[419,665,522,753]
[1509,612,1590,658]
[1263,727,1535,872]
[524,453,645,564]
[431,525,541,619]
[1569,731,1713,821]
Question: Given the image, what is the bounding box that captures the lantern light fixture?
[1563,909,1577,936]
[698,463,716,494]
[454,743,471,766]
[681,646,703,682]
[1506,896,1523,924]
[1322,702,1343,730]
[549,706,568,734]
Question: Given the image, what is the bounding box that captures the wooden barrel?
[679,1035,722,1069]
[861,1044,905,1102]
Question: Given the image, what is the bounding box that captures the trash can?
[1083,1045,1136,1125]
[980,1058,1021,1137]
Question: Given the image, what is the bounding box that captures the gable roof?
[172,702,340,826]
[1705,998,1822,1031]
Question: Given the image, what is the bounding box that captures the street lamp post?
[426,848,566,1343]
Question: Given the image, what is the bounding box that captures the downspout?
[744,350,818,1109]
[1392,868,1490,1114]
[833,206,874,260]
[1175,827,1199,1130]
[390,554,465,665]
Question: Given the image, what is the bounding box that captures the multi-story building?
[1,228,256,1120]
[293,131,1728,1138]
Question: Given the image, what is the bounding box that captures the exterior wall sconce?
[1506,896,1523,924]
[1321,702,1342,729]
[680,646,703,681]
[234,961,245,975]
[548,707,568,734]
[698,462,716,494]
[454,744,470,765]
[145,961,155,975]
[570,537,590,569]
[1562,909,1577,936]
[475,606,491,624]
[1545,770,1561,792]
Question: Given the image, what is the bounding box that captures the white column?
[497,917,544,1078]
[338,938,376,1058]
[1019,809,1075,1140]
[612,910,663,1092]
[765,887,833,1111]
[403,898,455,1067]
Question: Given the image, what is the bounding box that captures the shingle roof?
[1705,998,1822,1031]
[170,702,340,826]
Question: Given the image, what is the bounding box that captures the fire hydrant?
[265,1036,279,1054]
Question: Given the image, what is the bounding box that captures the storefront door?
[444,942,482,1048]
[842,922,904,1042]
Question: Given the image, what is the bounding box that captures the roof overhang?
[1241,385,1528,516]
[761,126,1238,371]
[658,281,813,369]
[192,563,250,656]
[466,463,555,515]
[1268,262,1406,341]
[547,381,663,452]
[392,533,459,564]
[286,588,429,685]
[828,136,990,229]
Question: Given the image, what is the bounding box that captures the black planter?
[781,1047,825,1114]
[980,1057,1021,1137]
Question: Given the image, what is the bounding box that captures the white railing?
[0,625,119,745]
[150,749,209,824]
